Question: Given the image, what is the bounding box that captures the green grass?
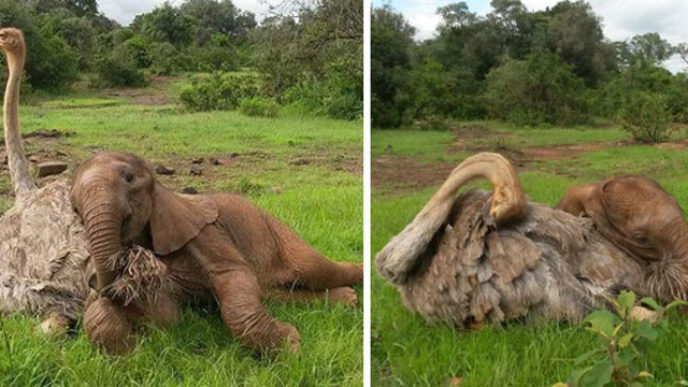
[0,81,363,386]
[372,125,688,386]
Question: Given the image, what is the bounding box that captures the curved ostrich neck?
[4,46,36,197]
[376,153,523,285]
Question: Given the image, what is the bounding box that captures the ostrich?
[376,152,686,327]
[0,28,164,335]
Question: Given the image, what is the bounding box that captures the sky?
[97,0,274,27]
[374,0,688,73]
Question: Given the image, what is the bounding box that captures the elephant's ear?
[150,184,218,255]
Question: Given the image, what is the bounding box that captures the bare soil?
[102,76,175,106]
[373,124,688,190]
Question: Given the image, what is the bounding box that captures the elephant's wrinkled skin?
[71,152,363,353]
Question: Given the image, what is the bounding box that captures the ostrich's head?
[0,28,25,58]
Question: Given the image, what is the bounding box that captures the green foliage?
[619,91,673,143]
[131,2,194,46]
[239,97,279,117]
[52,16,97,70]
[371,7,415,128]
[559,291,687,387]
[483,52,588,126]
[179,71,260,111]
[372,1,688,129]
[24,23,79,90]
[251,0,362,120]
[92,41,149,88]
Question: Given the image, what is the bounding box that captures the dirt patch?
[372,157,456,191]
[654,139,688,150]
[102,76,174,106]
[519,142,627,161]
[453,123,510,139]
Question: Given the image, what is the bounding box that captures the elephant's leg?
[285,249,363,290]
[128,290,182,327]
[187,226,301,352]
[212,269,300,353]
[268,286,358,307]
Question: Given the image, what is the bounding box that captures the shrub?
[25,24,79,90]
[557,291,686,387]
[179,72,261,111]
[93,44,148,87]
[239,97,279,117]
[619,91,673,143]
[148,42,179,75]
[483,52,589,126]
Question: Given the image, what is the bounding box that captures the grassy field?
[0,77,363,386]
[372,123,688,386]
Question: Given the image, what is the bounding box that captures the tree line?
[372,0,688,139]
[0,0,362,120]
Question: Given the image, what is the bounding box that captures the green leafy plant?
[555,291,686,387]
[619,91,674,143]
[239,97,279,117]
[179,72,261,112]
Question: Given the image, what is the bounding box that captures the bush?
[179,72,261,111]
[483,52,589,126]
[25,24,79,90]
[148,42,179,75]
[239,97,279,117]
[93,44,148,87]
[619,91,674,143]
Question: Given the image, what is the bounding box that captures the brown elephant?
[70,152,363,354]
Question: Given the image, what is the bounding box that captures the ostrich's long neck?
[376,153,523,285]
[4,49,35,198]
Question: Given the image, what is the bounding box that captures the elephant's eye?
[124,172,135,183]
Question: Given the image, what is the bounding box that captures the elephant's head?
[71,152,218,291]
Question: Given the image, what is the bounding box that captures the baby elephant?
[70,152,362,354]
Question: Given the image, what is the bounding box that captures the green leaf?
[580,358,613,387]
[568,366,593,386]
[634,320,658,341]
[640,297,660,311]
[575,348,604,365]
[617,290,636,316]
[618,333,633,348]
[665,299,688,312]
[585,310,619,338]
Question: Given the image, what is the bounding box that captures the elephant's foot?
[38,312,70,335]
[272,321,300,354]
[326,286,358,307]
[83,297,135,355]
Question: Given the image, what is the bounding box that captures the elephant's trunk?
[82,185,125,291]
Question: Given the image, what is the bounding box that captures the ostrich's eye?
[124,172,135,183]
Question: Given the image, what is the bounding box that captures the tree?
[131,2,193,45]
[545,1,615,85]
[628,33,674,64]
[483,51,588,125]
[180,0,256,44]
[372,7,415,127]
[437,2,477,29]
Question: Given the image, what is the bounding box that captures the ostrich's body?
[0,180,91,319]
[376,153,687,327]
[0,29,164,333]
[394,190,647,327]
